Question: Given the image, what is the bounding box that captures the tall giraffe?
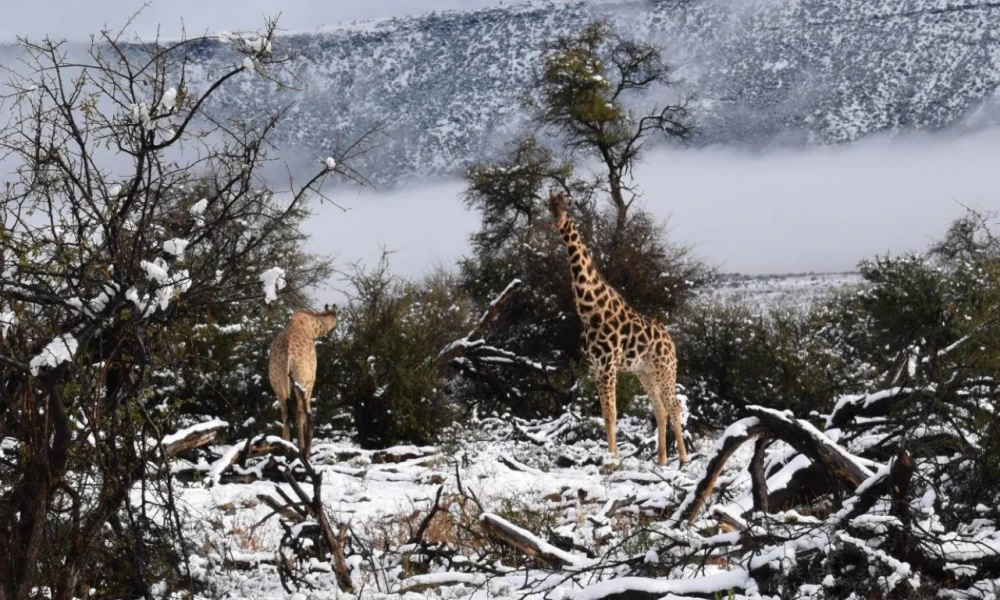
[548,191,688,466]
[268,305,338,457]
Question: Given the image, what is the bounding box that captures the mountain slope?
[76,0,1000,184]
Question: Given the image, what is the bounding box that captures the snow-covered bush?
[675,298,855,428]
[320,255,471,448]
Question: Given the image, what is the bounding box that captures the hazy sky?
[1,0,513,40]
[304,130,999,304]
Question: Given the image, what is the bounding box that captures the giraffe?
[548,190,688,466]
[268,305,338,457]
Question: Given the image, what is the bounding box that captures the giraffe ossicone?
[267,304,338,457]
[548,190,688,466]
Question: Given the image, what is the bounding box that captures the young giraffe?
[548,191,688,466]
[268,305,338,457]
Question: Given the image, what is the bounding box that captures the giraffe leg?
[661,371,688,465]
[278,394,291,442]
[593,365,619,461]
[638,370,668,466]
[293,384,309,457]
[286,372,305,456]
[279,375,295,443]
[670,408,688,465]
[303,385,314,458]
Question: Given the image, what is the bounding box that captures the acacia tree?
[0,20,374,600]
[453,23,706,416]
[536,21,692,247]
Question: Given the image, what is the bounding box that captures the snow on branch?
[480,513,594,569]
[675,406,878,523]
[259,267,286,303]
[569,569,754,600]
[827,387,915,429]
[29,334,79,376]
[161,419,229,456]
[437,278,522,364]
[672,417,765,523]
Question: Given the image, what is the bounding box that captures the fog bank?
[305,130,998,303]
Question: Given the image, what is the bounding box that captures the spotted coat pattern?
[548,191,688,466]
[268,306,337,457]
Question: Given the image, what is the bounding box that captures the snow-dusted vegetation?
[1,8,999,600]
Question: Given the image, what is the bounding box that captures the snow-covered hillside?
[706,273,862,310]
[169,0,1000,185]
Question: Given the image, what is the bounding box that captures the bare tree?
[0,18,377,600]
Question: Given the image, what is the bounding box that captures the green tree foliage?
[675,298,851,428]
[536,21,692,242]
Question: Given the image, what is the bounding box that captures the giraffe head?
[548,190,569,231]
[314,304,338,338]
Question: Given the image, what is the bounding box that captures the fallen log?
[675,408,877,523]
[764,462,834,514]
[498,454,543,475]
[371,445,439,464]
[480,513,592,568]
[397,573,488,594]
[672,418,767,523]
[161,419,228,457]
[746,406,872,490]
[570,569,753,600]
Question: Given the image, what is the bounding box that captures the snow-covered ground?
[173,413,721,599]
[168,377,1000,600]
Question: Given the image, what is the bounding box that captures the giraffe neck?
[291,311,335,339]
[559,218,612,319]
